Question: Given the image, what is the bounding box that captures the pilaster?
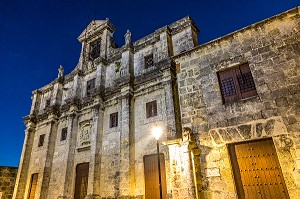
[118,86,134,197]
[86,104,103,199]
[30,90,41,115]
[60,111,79,198]
[39,115,59,198]
[164,127,201,199]
[161,62,181,139]
[13,118,36,199]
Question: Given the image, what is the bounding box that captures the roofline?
[172,6,300,60]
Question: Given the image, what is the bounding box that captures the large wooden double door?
[229,139,289,199]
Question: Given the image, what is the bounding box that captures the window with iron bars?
[146,100,157,118]
[144,54,154,69]
[110,112,118,128]
[217,63,257,103]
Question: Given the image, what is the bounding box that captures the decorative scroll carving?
[77,121,92,150]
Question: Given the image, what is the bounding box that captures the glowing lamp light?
[152,126,162,141]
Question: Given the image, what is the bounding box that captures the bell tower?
[77,18,116,71]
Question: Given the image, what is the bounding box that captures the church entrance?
[143,154,167,199]
[74,163,89,199]
[229,139,289,199]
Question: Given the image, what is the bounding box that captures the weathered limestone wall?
[174,6,300,199]
[0,166,18,199]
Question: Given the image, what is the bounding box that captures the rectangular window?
[86,78,95,96]
[146,100,157,118]
[38,134,45,147]
[217,63,257,103]
[45,99,50,108]
[28,173,38,199]
[144,54,154,69]
[61,127,68,141]
[110,112,118,128]
[90,40,101,60]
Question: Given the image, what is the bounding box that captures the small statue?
[58,65,64,78]
[124,29,131,45]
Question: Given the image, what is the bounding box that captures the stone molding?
[207,116,289,146]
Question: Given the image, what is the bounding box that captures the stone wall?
[174,6,300,199]
[0,166,18,199]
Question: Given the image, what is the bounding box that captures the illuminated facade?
[13,17,199,199]
[14,6,300,199]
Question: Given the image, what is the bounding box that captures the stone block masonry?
[0,166,18,199]
[174,6,300,199]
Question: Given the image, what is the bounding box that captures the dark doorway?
[229,139,289,199]
[74,163,89,199]
[28,173,38,199]
[143,154,167,199]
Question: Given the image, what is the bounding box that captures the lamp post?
[152,127,163,199]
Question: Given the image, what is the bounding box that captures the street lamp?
[152,126,163,199]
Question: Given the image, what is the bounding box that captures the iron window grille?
[144,54,154,69]
[146,100,157,118]
[110,112,118,128]
[217,63,257,103]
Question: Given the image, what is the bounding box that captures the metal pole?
[157,140,163,199]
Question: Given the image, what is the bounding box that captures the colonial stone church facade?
[13,7,299,199]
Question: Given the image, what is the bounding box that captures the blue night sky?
[0,0,298,167]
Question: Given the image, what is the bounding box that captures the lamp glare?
[152,127,162,141]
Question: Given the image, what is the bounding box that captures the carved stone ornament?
[182,127,192,142]
[77,121,92,150]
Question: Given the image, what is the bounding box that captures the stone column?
[12,119,36,199]
[39,116,59,198]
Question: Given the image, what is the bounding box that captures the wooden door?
[28,173,38,199]
[229,139,289,199]
[74,163,89,199]
[144,154,167,199]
